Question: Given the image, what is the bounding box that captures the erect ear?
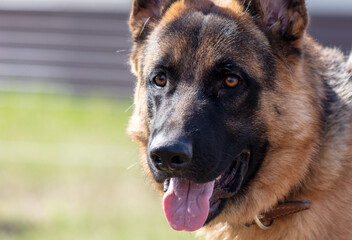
[130,0,167,40]
[242,0,308,43]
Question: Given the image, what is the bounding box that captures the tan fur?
[128,0,352,239]
[199,39,352,240]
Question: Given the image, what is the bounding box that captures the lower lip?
[210,199,221,212]
[205,198,227,225]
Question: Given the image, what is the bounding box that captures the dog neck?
[293,38,352,198]
[247,201,312,229]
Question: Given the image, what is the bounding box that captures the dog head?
[128,0,321,232]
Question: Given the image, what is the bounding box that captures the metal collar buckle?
[254,215,274,230]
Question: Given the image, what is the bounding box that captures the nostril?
[151,153,162,166]
[170,155,184,166]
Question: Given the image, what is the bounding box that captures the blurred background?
[0,1,350,240]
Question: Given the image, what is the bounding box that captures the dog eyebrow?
[214,59,240,72]
[223,63,235,72]
[146,57,179,80]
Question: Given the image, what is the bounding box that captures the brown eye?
[224,75,241,88]
[154,73,167,87]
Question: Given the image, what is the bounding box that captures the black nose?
[149,139,192,173]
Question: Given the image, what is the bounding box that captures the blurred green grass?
[0,92,196,240]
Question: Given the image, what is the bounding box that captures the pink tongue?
[162,178,215,232]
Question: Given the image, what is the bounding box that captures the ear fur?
[129,0,168,40]
[242,0,308,43]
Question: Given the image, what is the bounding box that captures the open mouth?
[162,151,250,231]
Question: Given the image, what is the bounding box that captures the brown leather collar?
[248,201,312,229]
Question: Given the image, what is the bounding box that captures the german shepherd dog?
[127,0,352,239]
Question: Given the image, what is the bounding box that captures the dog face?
[128,0,321,232]
[144,9,270,183]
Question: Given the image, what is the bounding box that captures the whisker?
[245,0,253,13]
[220,151,237,160]
[116,49,128,53]
[124,103,134,113]
[138,17,151,38]
[126,161,138,170]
